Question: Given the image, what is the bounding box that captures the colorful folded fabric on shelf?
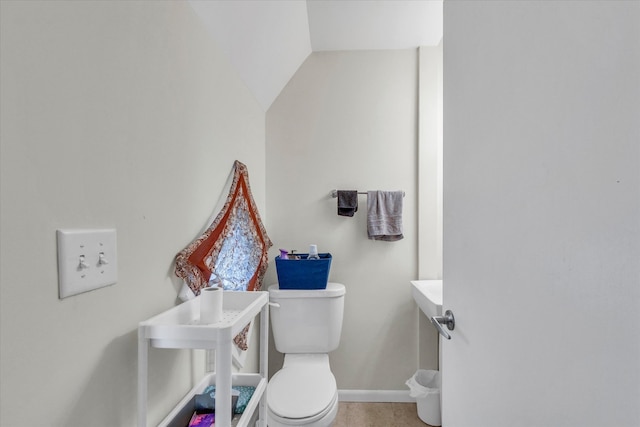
[202,385,256,414]
[189,412,215,427]
[194,393,215,414]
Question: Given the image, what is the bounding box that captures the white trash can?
[406,369,441,426]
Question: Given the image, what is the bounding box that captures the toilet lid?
[268,364,337,419]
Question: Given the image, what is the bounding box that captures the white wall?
[0,2,265,426]
[417,44,443,369]
[266,49,439,392]
[188,0,312,111]
[418,44,443,281]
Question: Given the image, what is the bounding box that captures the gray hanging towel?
[367,191,404,241]
[337,190,358,217]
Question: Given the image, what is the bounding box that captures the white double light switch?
[57,229,118,299]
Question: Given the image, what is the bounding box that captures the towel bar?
[330,190,405,198]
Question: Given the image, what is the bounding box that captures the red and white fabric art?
[175,160,272,350]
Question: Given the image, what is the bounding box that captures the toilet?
[267,282,346,427]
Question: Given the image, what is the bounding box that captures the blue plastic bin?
[275,253,332,289]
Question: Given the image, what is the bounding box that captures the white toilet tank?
[268,283,345,354]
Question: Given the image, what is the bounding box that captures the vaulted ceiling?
[189,1,443,110]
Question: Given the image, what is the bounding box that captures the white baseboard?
[338,389,415,403]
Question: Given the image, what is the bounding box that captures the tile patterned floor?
[332,402,434,427]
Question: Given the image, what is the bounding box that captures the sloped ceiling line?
[189,0,443,111]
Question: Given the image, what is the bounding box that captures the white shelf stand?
[138,291,269,427]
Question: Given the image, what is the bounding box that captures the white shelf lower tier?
[158,373,267,427]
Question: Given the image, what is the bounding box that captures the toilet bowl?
[267,354,339,426]
[267,283,346,427]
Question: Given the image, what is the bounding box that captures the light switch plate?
[57,229,118,299]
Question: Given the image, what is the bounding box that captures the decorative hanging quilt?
[175,160,272,350]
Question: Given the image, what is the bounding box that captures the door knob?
[430,310,455,340]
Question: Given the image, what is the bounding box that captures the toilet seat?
[267,392,338,426]
[267,354,337,425]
